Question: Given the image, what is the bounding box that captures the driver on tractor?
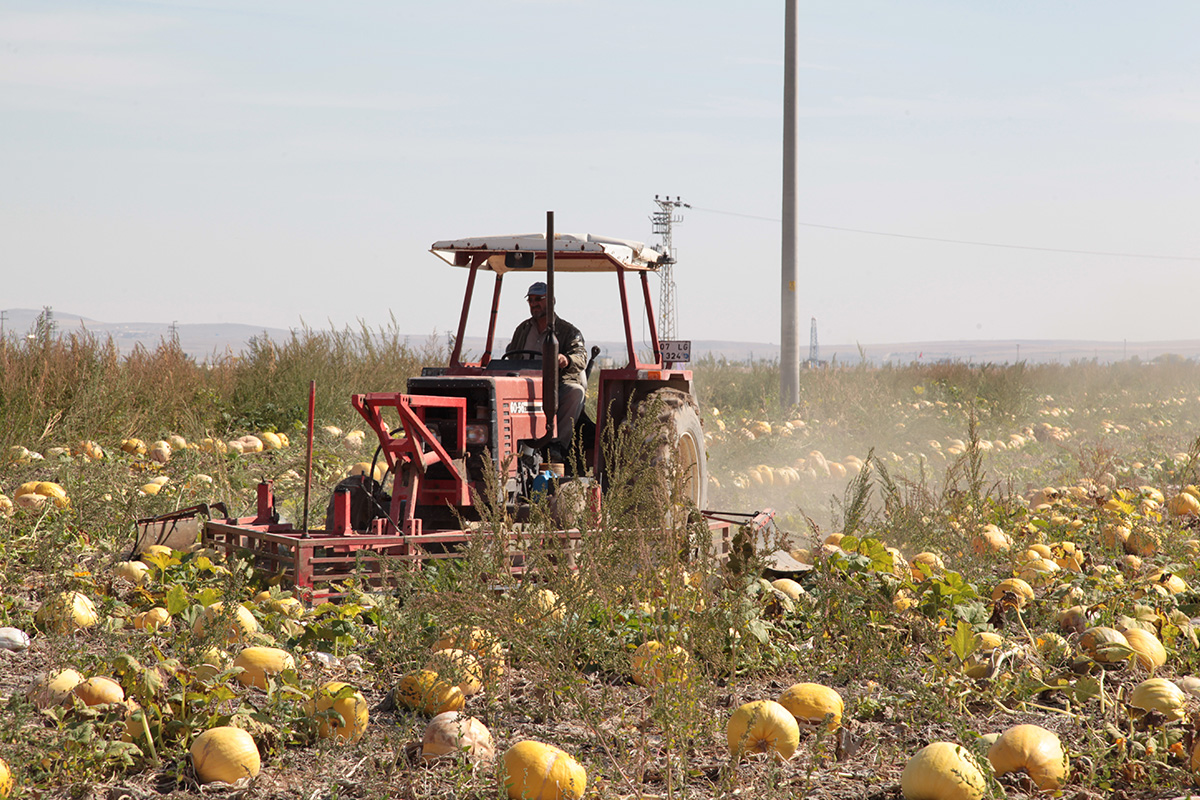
[506,281,588,463]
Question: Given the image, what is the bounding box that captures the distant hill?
[4,308,1198,365]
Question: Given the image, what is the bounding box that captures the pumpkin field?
[4,327,1200,799]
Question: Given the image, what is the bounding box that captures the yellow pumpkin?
[75,440,104,460]
[501,740,587,800]
[987,724,1068,791]
[990,578,1035,608]
[910,552,945,582]
[1129,677,1186,722]
[1122,627,1167,671]
[1099,524,1130,550]
[433,625,506,681]
[726,700,800,761]
[971,524,1011,554]
[1080,626,1131,663]
[114,560,151,586]
[194,647,229,682]
[73,676,125,706]
[1125,527,1159,557]
[963,631,1005,679]
[36,591,99,634]
[192,602,259,643]
[422,711,495,763]
[307,681,369,742]
[190,726,261,784]
[27,668,84,708]
[394,669,465,716]
[0,756,10,798]
[531,588,564,622]
[901,741,986,800]
[778,683,843,730]
[232,647,296,690]
[1168,492,1200,517]
[133,607,171,631]
[426,648,484,696]
[631,640,690,688]
[770,578,804,601]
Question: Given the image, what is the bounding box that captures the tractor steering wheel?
[500,350,543,360]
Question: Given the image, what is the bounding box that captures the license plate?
[659,340,691,362]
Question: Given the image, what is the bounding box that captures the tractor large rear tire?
[636,388,708,512]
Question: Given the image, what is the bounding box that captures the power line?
[690,205,1200,262]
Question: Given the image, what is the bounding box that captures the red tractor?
[185,218,766,601]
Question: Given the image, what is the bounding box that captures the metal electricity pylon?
[651,195,689,340]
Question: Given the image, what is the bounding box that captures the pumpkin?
[778,683,843,730]
[27,668,84,708]
[433,626,506,679]
[1125,527,1159,557]
[990,578,1035,608]
[0,627,30,651]
[255,592,304,618]
[886,547,910,577]
[910,552,945,582]
[1140,569,1189,596]
[1122,627,1167,671]
[73,676,125,706]
[114,560,151,586]
[963,631,1005,679]
[190,726,261,784]
[394,669,465,716]
[36,591,98,633]
[0,756,10,798]
[120,438,147,455]
[501,740,587,800]
[75,440,104,460]
[1099,524,1130,550]
[1026,543,1054,559]
[972,524,1011,554]
[1168,492,1200,517]
[1129,677,1186,722]
[1056,605,1089,634]
[1080,626,1131,663]
[770,578,804,601]
[192,602,259,643]
[1018,558,1060,587]
[631,641,690,688]
[307,681,369,742]
[194,647,229,682]
[232,647,296,690]
[726,700,800,761]
[426,648,484,696]
[532,588,564,622]
[901,741,986,800]
[987,724,1068,791]
[147,440,172,464]
[133,607,171,631]
[14,481,70,509]
[422,711,495,763]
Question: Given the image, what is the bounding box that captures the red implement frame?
[197,481,762,604]
[352,392,471,536]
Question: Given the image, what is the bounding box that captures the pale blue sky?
[2,1,1197,347]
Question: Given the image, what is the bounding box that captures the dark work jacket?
[505,316,587,387]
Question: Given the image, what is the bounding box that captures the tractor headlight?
[465,424,489,445]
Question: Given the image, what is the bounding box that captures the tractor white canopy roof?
[430,233,663,273]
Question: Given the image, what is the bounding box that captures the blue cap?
[526,281,548,297]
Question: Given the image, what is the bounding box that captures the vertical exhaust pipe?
[542,210,559,444]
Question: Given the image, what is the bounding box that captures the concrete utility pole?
[780,0,800,408]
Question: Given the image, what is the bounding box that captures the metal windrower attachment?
[540,210,559,446]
